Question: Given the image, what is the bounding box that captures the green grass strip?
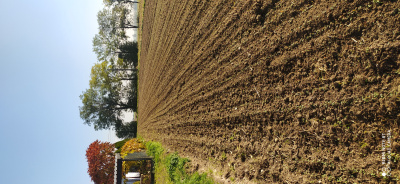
[145,141,214,184]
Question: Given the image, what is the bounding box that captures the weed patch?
[145,141,214,184]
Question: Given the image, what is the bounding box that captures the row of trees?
[83,0,140,183]
[80,0,139,137]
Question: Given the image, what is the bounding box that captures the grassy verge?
[145,141,215,184]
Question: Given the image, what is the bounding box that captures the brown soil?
[138,0,400,183]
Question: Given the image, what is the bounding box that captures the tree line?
[80,0,139,140]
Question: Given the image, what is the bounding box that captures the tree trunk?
[113,51,132,54]
[108,68,138,71]
[106,26,139,29]
[118,26,139,28]
[111,106,135,111]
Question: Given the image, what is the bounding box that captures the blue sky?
[0,0,127,183]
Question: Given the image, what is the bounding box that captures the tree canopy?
[86,140,115,184]
[93,3,137,64]
[93,8,123,63]
[79,61,137,130]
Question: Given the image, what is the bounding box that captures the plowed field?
[138,0,400,183]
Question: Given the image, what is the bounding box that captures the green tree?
[93,5,137,64]
[117,41,139,67]
[79,61,137,130]
[115,121,138,139]
[93,7,125,63]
